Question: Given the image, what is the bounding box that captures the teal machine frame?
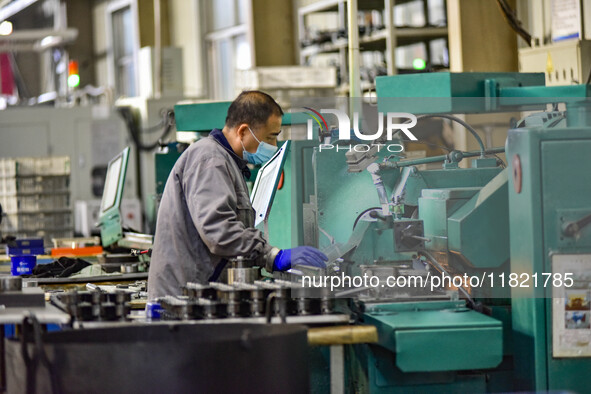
[305,72,589,393]
[170,76,591,392]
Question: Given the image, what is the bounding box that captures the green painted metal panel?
[541,137,591,393]
[395,327,502,372]
[155,144,184,195]
[174,102,232,131]
[376,72,544,98]
[265,140,318,249]
[396,168,501,207]
[367,308,501,330]
[447,170,509,268]
[368,345,488,393]
[500,84,591,99]
[174,102,309,132]
[364,308,502,372]
[507,126,591,392]
[418,188,478,251]
[314,149,399,248]
[375,72,545,114]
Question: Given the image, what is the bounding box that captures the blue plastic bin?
[10,255,36,276]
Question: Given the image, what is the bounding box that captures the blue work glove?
[273,246,328,271]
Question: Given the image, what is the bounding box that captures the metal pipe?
[380,147,505,169]
[367,163,391,216]
[347,0,361,100]
[384,0,396,75]
[308,325,378,346]
[153,0,162,99]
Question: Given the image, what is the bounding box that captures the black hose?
[117,106,175,151]
[21,314,60,394]
[495,0,532,46]
[417,114,485,155]
[352,207,381,230]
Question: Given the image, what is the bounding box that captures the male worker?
[148,91,327,298]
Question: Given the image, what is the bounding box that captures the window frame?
[105,0,140,98]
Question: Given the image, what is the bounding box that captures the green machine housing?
[170,76,591,393]
[507,104,591,392]
[340,72,590,393]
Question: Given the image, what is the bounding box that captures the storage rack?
[298,0,448,93]
[0,156,73,244]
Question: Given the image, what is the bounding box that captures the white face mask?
[240,127,278,165]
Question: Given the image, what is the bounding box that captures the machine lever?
[562,213,591,238]
[369,211,388,222]
[408,235,431,243]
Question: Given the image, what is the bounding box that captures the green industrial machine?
[507,101,591,392]
[288,72,590,393]
[169,76,591,392]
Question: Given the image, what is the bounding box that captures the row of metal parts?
[51,290,132,322]
[158,280,335,320]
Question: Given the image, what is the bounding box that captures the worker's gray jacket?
[147,136,278,299]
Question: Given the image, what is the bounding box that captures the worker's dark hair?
[225,90,283,129]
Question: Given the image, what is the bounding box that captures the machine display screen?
[250,141,290,227]
[100,148,128,214]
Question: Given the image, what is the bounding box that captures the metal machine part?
[160,279,337,322]
[367,163,392,216]
[226,256,261,284]
[0,275,22,292]
[393,219,425,251]
[97,253,140,273]
[345,144,379,172]
[0,275,45,308]
[52,290,131,322]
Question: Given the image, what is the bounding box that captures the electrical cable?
[352,207,381,230]
[417,114,486,155]
[21,314,60,394]
[495,0,532,46]
[491,153,506,168]
[117,107,175,151]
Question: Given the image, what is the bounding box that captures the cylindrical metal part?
[101,302,118,321]
[227,267,260,285]
[320,297,335,315]
[76,302,94,321]
[0,276,22,292]
[296,298,311,315]
[307,325,378,346]
[22,280,38,288]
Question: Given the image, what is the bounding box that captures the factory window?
[203,0,252,100]
[107,1,139,98]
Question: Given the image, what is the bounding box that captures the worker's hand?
[273,246,328,271]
